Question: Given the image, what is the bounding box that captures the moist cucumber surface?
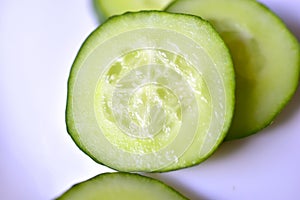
[66,11,234,172]
[56,172,187,200]
[93,0,174,19]
[167,0,300,140]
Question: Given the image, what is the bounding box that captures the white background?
[0,0,300,199]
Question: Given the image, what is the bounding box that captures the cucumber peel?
[167,0,300,140]
[56,172,187,200]
[66,11,234,172]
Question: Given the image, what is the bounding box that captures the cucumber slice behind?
[167,0,300,140]
[66,11,234,172]
[93,0,174,20]
[56,172,187,200]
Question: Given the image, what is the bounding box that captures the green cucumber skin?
[167,0,300,140]
[56,172,188,200]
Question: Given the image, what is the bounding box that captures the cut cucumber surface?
[56,172,187,200]
[93,0,174,19]
[167,0,300,140]
[66,11,234,172]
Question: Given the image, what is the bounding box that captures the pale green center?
[127,84,180,139]
[94,49,207,154]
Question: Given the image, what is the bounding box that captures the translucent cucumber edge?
[92,0,106,23]
[55,172,188,200]
[65,11,235,172]
[156,11,235,172]
[92,0,175,21]
[166,0,300,141]
[224,1,300,140]
[92,0,128,19]
[65,13,122,170]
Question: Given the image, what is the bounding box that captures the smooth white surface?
[0,0,299,199]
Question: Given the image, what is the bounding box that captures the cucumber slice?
[56,172,187,200]
[93,0,174,19]
[167,0,300,140]
[66,11,234,172]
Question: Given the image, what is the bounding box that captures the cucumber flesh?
[56,172,187,200]
[66,11,234,172]
[167,0,300,140]
[93,0,174,19]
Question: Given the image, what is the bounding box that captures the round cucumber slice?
[66,11,234,172]
[56,172,187,200]
[167,0,300,140]
[93,0,174,19]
